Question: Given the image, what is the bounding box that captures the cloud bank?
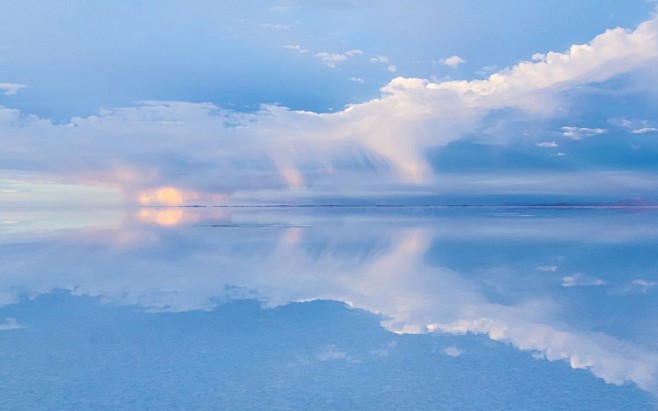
[1,15,658,204]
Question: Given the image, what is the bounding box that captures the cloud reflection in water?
[0,206,657,403]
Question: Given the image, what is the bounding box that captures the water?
[0,206,657,410]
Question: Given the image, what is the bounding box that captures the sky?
[1,1,658,205]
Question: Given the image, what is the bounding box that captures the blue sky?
[1,1,658,205]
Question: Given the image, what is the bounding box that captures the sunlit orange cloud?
[282,167,304,188]
[138,186,187,206]
[136,186,229,206]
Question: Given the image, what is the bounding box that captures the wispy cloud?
[535,141,558,148]
[316,345,359,362]
[561,127,607,140]
[630,279,658,292]
[369,55,389,64]
[443,345,463,357]
[262,23,291,30]
[0,318,25,331]
[612,118,658,134]
[630,127,658,134]
[0,83,27,96]
[315,49,363,68]
[284,44,308,54]
[370,55,396,73]
[562,273,607,287]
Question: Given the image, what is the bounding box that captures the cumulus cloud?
[0,83,27,96]
[315,49,363,68]
[440,55,467,68]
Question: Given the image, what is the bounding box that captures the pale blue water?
[0,206,657,410]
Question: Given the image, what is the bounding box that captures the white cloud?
[427,17,658,113]
[561,127,607,140]
[610,118,658,134]
[369,55,397,73]
[369,55,390,64]
[562,273,607,287]
[0,318,25,331]
[440,55,467,68]
[443,345,463,357]
[536,265,558,272]
[630,279,658,292]
[316,345,359,362]
[284,44,308,53]
[262,23,291,29]
[535,141,558,148]
[0,83,27,96]
[631,127,658,134]
[348,76,365,83]
[476,64,499,76]
[315,49,363,68]
[632,279,658,287]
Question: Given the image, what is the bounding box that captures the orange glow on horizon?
[136,186,229,206]
[138,186,185,206]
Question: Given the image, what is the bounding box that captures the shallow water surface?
[1,206,657,410]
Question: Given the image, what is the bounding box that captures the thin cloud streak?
[0,83,27,96]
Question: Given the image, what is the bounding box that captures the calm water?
[1,206,657,410]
